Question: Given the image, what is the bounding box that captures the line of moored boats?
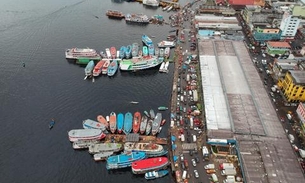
[67,107,170,180]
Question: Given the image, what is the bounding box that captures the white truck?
[186,74,190,82]
[221,168,237,176]
[180,134,185,142]
[189,117,194,129]
[192,134,197,142]
[204,164,215,170]
[193,89,198,102]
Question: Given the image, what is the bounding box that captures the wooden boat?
[140,115,148,135]
[149,109,155,119]
[97,115,109,129]
[133,112,141,133]
[68,129,106,142]
[110,47,117,59]
[158,106,168,111]
[145,170,169,180]
[106,10,125,19]
[101,59,110,74]
[161,119,166,126]
[93,152,114,161]
[144,111,150,118]
[93,60,105,77]
[83,119,107,131]
[49,119,55,129]
[109,112,117,134]
[146,119,153,135]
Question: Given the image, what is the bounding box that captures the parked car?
[195,156,200,163]
[206,169,216,174]
[191,159,196,167]
[193,170,199,178]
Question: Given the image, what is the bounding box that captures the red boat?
[133,112,141,133]
[110,47,116,59]
[161,119,166,126]
[131,157,169,174]
[93,60,105,76]
[101,59,110,74]
[97,115,109,129]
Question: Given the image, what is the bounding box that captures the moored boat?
[68,129,106,142]
[88,142,122,154]
[143,46,148,56]
[110,47,117,59]
[142,0,159,7]
[159,48,164,57]
[102,59,111,74]
[158,106,168,111]
[133,112,141,134]
[125,45,132,59]
[157,41,176,48]
[93,60,105,76]
[124,142,166,157]
[83,119,107,131]
[105,48,111,59]
[107,60,118,77]
[84,60,95,78]
[148,44,154,56]
[117,113,124,134]
[132,43,139,57]
[155,47,159,57]
[131,157,170,174]
[109,112,117,134]
[106,10,125,19]
[65,47,100,59]
[146,119,152,135]
[159,62,165,72]
[149,109,155,119]
[106,151,146,170]
[140,115,148,135]
[119,56,162,71]
[119,46,126,59]
[145,170,169,180]
[144,111,150,118]
[164,47,170,58]
[151,113,162,136]
[49,119,55,129]
[72,139,100,149]
[161,119,166,126]
[93,152,114,161]
[123,112,133,134]
[125,13,149,24]
[97,115,109,129]
[142,34,153,46]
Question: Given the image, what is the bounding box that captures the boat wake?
[130,101,139,104]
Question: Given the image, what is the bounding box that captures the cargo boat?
[109,112,117,134]
[146,119,153,135]
[117,113,124,134]
[119,56,163,71]
[140,115,148,135]
[84,61,95,78]
[88,142,122,154]
[123,112,133,134]
[68,129,106,142]
[125,13,150,24]
[65,47,100,59]
[151,113,162,136]
[131,157,170,174]
[124,142,167,157]
[93,60,105,76]
[83,119,107,131]
[72,139,100,149]
[106,151,146,170]
[107,60,118,77]
[93,152,114,161]
[106,10,125,19]
[145,170,169,180]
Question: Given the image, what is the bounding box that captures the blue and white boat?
[107,60,118,77]
[148,44,154,56]
[145,170,169,180]
[142,34,153,46]
[125,45,132,59]
[123,112,133,134]
[106,151,146,170]
[84,60,95,78]
[143,46,148,56]
[82,119,107,131]
[117,113,124,134]
[155,47,159,57]
[119,46,126,59]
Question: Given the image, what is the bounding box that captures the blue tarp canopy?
[173,156,178,162]
[172,144,177,150]
[171,135,176,142]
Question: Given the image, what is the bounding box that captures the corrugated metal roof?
[267,41,291,48]
[228,0,254,5]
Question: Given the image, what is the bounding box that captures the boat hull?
[106,152,146,170]
[117,113,124,134]
[68,129,106,142]
[131,157,170,174]
[123,112,133,134]
[88,142,122,154]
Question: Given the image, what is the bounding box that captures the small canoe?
[97,115,109,128]
[161,119,166,126]
[158,106,168,111]
[49,119,55,129]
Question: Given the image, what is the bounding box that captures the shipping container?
[219,163,234,170]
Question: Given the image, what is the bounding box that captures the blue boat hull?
[117,113,124,133]
[123,112,133,134]
[106,152,146,170]
[107,60,118,76]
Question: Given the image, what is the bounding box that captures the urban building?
[272,59,298,80]
[195,15,242,30]
[296,102,305,134]
[279,70,305,102]
[227,0,265,6]
[280,11,301,40]
[266,41,291,55]
[252,27,281,43]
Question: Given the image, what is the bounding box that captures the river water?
[0,0,189,182]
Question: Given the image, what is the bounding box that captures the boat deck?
[104,134,167,144]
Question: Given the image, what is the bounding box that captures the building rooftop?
[292,5,305,17]
[290,70,305,84]
[267,41,291,48]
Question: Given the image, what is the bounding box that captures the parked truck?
[180,134,185,142]
[221,168,237,176]
[219,163,234,170]
[189,117,194,129]
[193,89,198,102]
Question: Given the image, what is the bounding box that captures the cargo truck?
[193,89,198,102]
[219,163,234,170]
[221,168,237,176]
[189,117,194,129]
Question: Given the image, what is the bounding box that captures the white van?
[192,134,197,142]
[211,174,218,182]
[204,164,215,169]
[182,170,187,180]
